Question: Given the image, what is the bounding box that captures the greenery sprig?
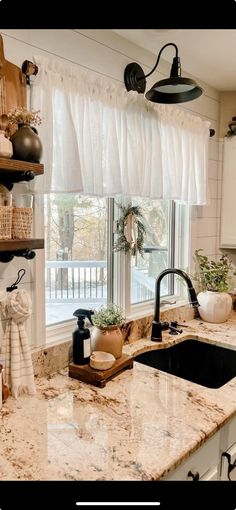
[93,304,125,328]
[193,249,236,292]
[113,203,147,257]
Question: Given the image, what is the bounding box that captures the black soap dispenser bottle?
[72,308,94,365]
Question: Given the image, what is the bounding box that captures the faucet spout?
[151,268,199,342]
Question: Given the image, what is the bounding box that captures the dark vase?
[10,124,43,163]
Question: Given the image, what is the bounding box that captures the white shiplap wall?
[190,136,221,263]
[0,29,221,347]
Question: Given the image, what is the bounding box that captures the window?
[44,195,184,330]
[45,195,108,325]
[130,198,174,305]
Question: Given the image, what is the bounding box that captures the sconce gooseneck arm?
[137,42,179,82]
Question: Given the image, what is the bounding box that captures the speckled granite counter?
[1,313,236,481]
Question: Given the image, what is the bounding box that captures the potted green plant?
[193,249,236,323]
[91,304,125,359]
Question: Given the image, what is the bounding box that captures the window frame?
[117,199,176,316]
[33,196,190,349]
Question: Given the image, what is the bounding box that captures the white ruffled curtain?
[31,55,210,205]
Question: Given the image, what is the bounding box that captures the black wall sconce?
[124,42,203,104]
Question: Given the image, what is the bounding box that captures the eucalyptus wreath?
[113,203,147,256]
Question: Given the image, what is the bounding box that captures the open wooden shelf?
[0,158,44,174]
[0,239,44,252]
[0,158,44,190]
[0,160,45,261]
[0,238,44,262]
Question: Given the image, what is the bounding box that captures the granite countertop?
[1,313,236,480]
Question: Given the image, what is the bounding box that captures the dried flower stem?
[7,107,42,127]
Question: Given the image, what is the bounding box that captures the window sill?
[127,296,188,322]
[45,320,74,348]
[44,295,189,348]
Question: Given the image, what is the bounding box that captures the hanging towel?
[0,288,36,398]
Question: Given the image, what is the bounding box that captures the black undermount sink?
[134,339,236,389]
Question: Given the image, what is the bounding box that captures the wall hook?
[21,60,38,86]
[6,268,26,292]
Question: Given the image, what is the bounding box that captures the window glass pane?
[131,198,171,304]
[45,194,107,325]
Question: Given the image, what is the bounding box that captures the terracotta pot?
[198,291,232,323]
[90,325,124,359]
[10,124,42,163]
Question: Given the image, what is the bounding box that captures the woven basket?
[12,207,33,239]
[0,205,12,239]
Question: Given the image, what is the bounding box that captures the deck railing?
[45,260,107,303]
[45,260,157,304]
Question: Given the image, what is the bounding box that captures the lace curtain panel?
[31,55,210,205]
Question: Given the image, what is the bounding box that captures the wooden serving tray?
[68,354,133,388]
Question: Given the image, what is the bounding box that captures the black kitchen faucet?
[151,268,199,342]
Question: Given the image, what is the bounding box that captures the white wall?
[0,29,221,347]
[218,92,236,267]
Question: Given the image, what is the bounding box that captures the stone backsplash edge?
[32,304,195,378]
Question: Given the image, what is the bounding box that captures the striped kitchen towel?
[0,288,36,398]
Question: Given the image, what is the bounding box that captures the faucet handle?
[161,321,170,331]
[169,323,183,335]
[171,320,188,328]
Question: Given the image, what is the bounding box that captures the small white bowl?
[90,351,116,370]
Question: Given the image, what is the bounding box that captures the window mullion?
[32,194,45,348]
[168,200,176,295]
[174,202,191,297]
[107,197,114,305]
[112,197,131,315]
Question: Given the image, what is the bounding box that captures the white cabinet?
[220,137,236,248]
[163,414,236,481]
[220,442,236,480]
[200,466,218,481]
[164,432,220,481]
[220,414,236,480]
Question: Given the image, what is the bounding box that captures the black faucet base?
[151,320,169,342]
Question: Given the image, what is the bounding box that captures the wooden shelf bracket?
[0,249,36,263]
[0,239,44,263]
[0,170,35,190]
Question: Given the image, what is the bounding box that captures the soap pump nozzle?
[73,308,94,326]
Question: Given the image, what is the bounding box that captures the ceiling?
[113,29,236,91]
